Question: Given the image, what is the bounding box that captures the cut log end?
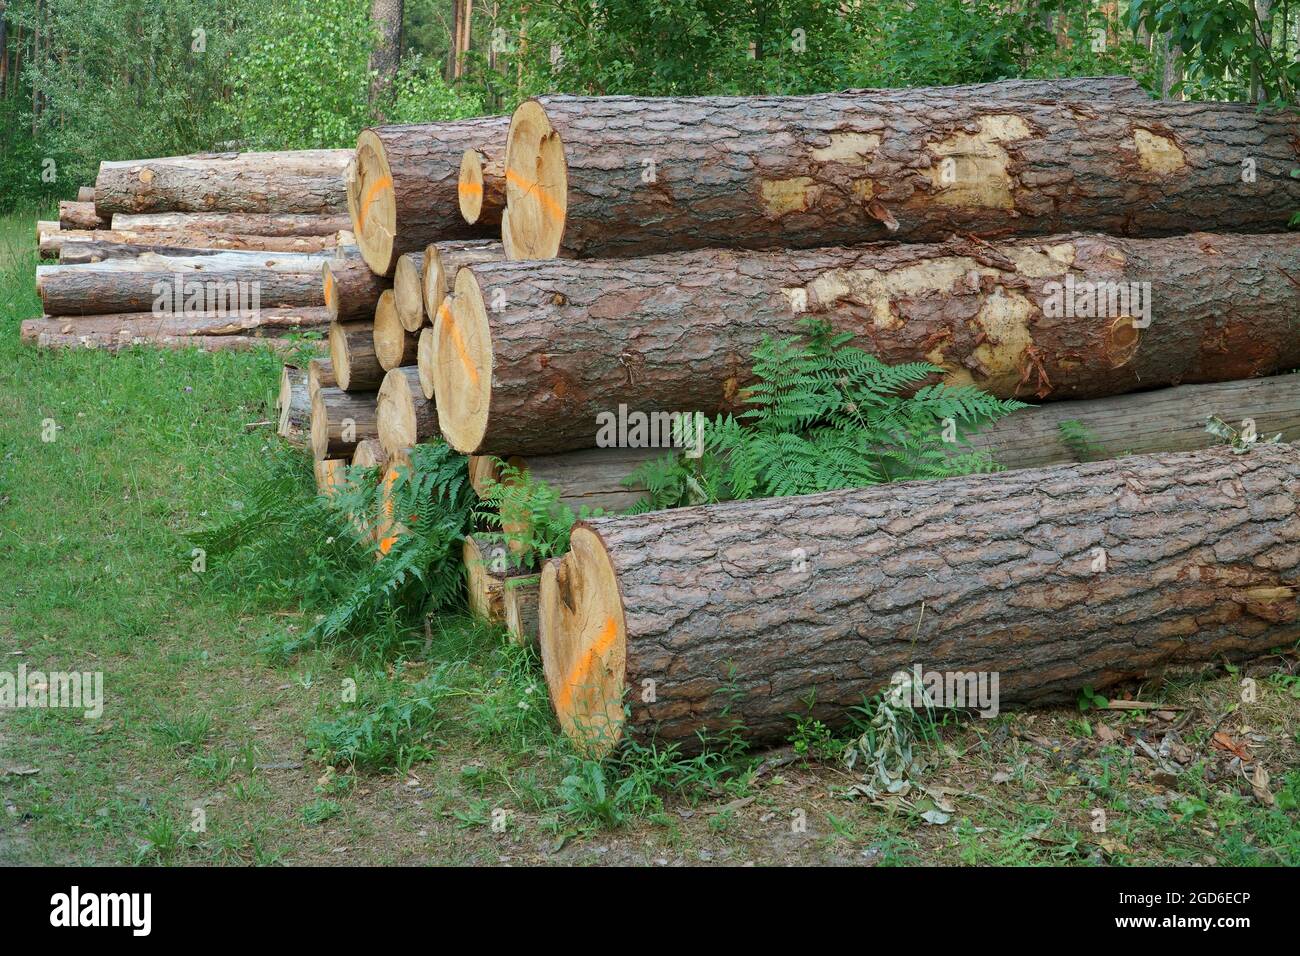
[322,262,338,321]
[377,366,435,456]
[459,149,486,225]
[504,100,568,260]
[539,528,628,756]
[421,244,448,321]
[417,326,437,400]
[351,438,388,471]
[374,289,416,370]
[314,458,347,495]
[353,129,398,275]
[433,268,493,452]
[393,253,425,331]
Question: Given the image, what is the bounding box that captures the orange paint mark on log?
[440,300,480,387]
[557,616,618,713]
[378,535,398,555]
[505,168,564,222]
[359,174,393,226]
[323,270,334,307]
[458,182,483,196]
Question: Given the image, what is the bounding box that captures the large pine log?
[38,252,330,315]
[95,150,351,215]
[433,232,1300,455]
[539,444,1300,754]
[458,145,505,227]
[373,289,418,370]
[377,365,439,456]
[350,115,509,275]
[58,200,106,231]
[323,258,392,322]
[504,92,1300,259]
[329,320,385,391]
[310,386,379,460]
[46,229,338,258]
[112,212,350,237]
[278,364,311,447]
[972,374,1300,470]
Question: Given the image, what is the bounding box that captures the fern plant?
[475,462,603,572]
[630,319,1026,509]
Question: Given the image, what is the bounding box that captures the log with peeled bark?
[377,365,439,456]
[350,115,509,275]
[112,211,351,237]
[504,576,542,646]
[59,201,106,231]
[539,444,1300,755]
[469,447,658,514]
[393,252,425,331]
[59,241,230,263]
[46,229,338,259]
[36,221,60,249]
[278,365,311,447]
[95,149,351,215]
[38,251,330,315]
[323,258,392,322]
[314,459,349,496]
[310,386,380,460]
[77,186,97,203]
[329,320,385,391]
[458,145,505,227]
[433,232,1300,456]
[308,357,337,404]
[373,290,418,370]
[420,239,503,328]
[503,92,1300,259]
[22,308,329,340]
[971,374,1300,471]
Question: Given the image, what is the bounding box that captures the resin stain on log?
[1133,128,1187,173]
[760,176,822,216]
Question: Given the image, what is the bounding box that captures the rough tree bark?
[311,386,380,460]
[24,308,329,339]
[45,228,339,258]
[329,320,385,391]
[58,201,106,231]
[111,212,351,237]
[539,444,1300,754]
[433,232,1300,456]
[323,258,392,322]
[94,150,351,215]
[468,447,658,513]
[368,0,405,113]
[502,91,1299,259]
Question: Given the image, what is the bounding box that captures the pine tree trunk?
[540,444,1300,754]
[433,232,1300,456]
[368,0,405,112]
[502,90,1300,259]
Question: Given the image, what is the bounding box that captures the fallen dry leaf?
[1212,732,1250,760]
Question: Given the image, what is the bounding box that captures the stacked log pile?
[260,75,1297,751]
[24,149,353,350]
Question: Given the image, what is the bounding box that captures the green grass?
[1,209,1297,867]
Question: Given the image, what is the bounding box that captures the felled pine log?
[503,91,1300,259]
[37,251,331,315]
[59,201,107,231]
[328,320,384,391]
[971,374,1300,470]
[21,308,329,342]
[420,239,503,329]
[432,232,1300,456]
[46,230,339,260]
[373,290,419,370]
[95,149,352,215]
[308,357,338,404]
[349,115,510,275]
[468,447,659,514]
[376,366,439,456]
[323,258,392,322]
[278,365,311,447]
[310,387,380,460]
[21,326,305,352]
[504,576,542,646]
[77,186,97,203]
[112,212,351,237]
[539,443,1300,755]
[458,144,505,227]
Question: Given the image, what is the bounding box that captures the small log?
[468,447,657,514]
[458,146,505,227]
[393,252,426,331]
[112,212,351,237]
[416,327,437,400]
[310,386,379,460]
[323,257,392,322]
[464,534,508,622]
[95,149,352,215]
[308,357,338,404]
[314,459,349,496]
[278,365,311,447]
[351,438,389,471]
[45,229,338,258]
[373,289,418,370]
[328,320,385,391]
[504,575,542,646]
[20,307,328,339]
[77,186,97,203]
[59,201,107,231]
[539,444,1300,755]
[20,323,304,353]
[377,365,439,456]
[420,239,503,327]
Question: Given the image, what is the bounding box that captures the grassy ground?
[1,210,1298,866]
